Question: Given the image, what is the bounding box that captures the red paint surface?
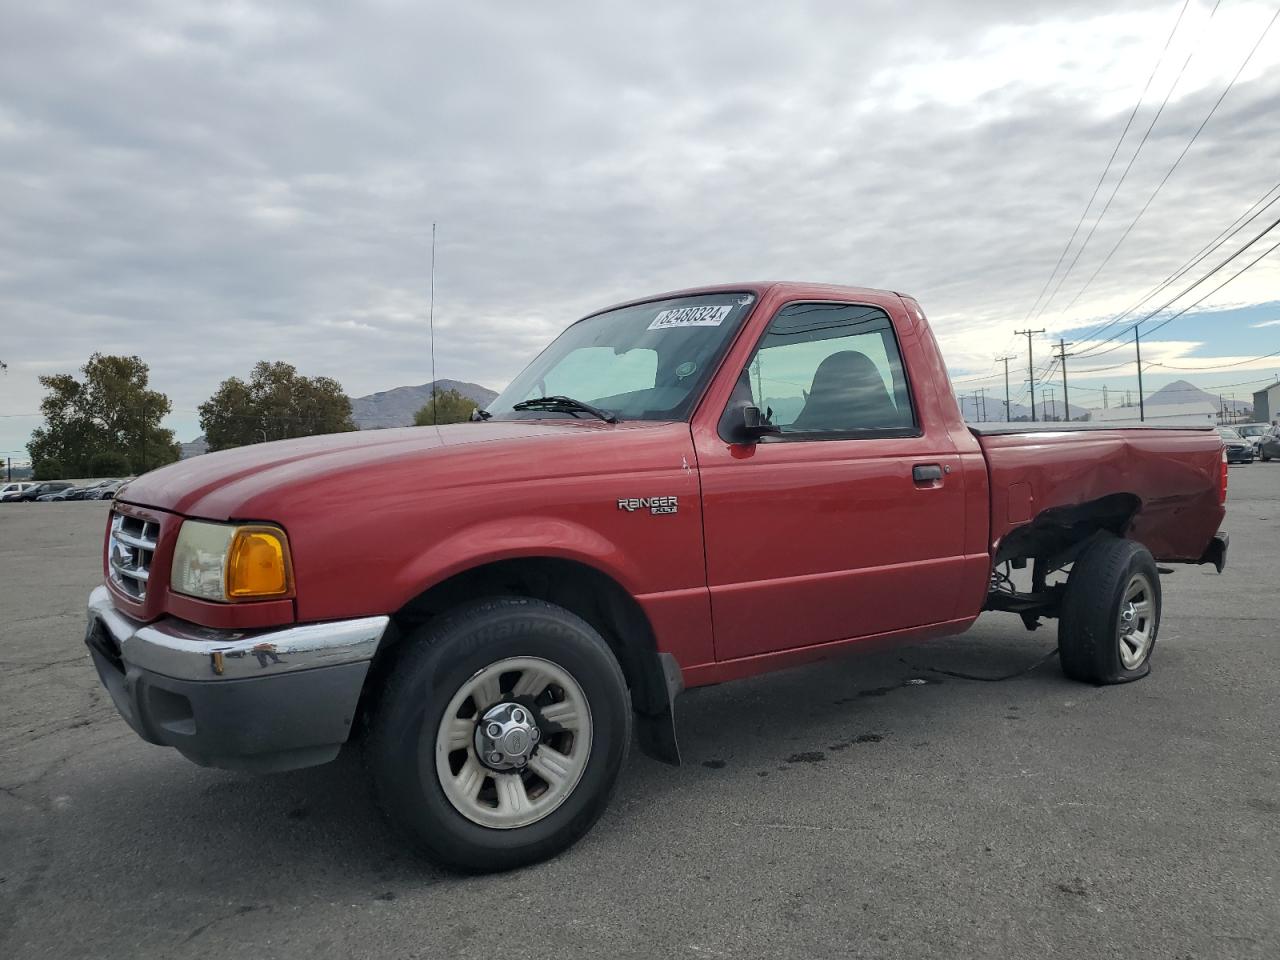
[111,282,1225,685]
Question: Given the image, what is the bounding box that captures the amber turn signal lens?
[226,526,294,599]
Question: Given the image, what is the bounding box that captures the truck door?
[692,298,969,661]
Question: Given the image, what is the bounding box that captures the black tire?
[1059,536,1161,685]
[367,597,630,873]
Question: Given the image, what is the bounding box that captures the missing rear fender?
[992,494,1140,569]
[985,543,1095,628]
[986,495,1141,630]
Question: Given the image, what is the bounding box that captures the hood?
[118,419,681,520]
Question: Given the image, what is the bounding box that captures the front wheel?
[1059,537,1161,684]
[367,597,630,872]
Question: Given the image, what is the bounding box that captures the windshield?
[486,292,757,422]
[1219,429,1243,441]
[1237,425,1267,437]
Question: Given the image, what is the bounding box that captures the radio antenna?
[429,221,438,425]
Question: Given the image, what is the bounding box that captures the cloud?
[1251,318,1280,327]
[3,0,1280,450]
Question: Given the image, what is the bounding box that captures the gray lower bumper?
[85,585,389,772]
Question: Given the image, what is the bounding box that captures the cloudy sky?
[3,0,1280,454]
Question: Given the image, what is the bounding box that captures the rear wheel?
[1059,537,1160,684]
[367,597,630,872]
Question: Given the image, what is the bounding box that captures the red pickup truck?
[86,281,1228,871]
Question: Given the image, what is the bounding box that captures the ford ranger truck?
[85,282,1228,872]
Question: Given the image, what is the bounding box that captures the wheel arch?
[993,492,1143,568]
[365,556,683,765]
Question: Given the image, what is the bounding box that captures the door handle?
[912,463,944,483]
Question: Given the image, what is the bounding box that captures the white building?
[1085,401,1217,426]
[1252,381,1280,424]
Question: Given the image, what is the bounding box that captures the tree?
[198,361,356,451]
[27,354,179,477]
[414,388,478,425]
[33,458,63,481]
[90,450,132,477]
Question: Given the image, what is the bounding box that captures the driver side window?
[743,303,915,436]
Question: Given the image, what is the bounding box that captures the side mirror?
[742,405,781,441]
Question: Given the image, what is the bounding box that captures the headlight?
[171,521,294,602]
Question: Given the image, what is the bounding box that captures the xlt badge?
[617,496,678,515]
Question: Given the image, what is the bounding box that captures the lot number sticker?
[648,304,733,330]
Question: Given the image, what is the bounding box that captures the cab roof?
[585,281,906,319]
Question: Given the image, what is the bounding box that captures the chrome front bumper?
[85,585,391,772]
[87,585,388,681]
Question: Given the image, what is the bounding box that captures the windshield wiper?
[511,395,619,423]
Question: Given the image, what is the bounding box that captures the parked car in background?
[66,479,118,500]
[1218,427,1254,464]
[8,481,73,502]
[39,486,86,501]
[1234,422,1271,452]
[0,481,35,499]
[1258,427,1280,462]
[83,478,129,500]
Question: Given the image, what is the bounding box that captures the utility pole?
[140,398,147,473]
[1103,384,1109,409]
[997,356,1015,421]
[1056,338,1072,421]
[1134,327,1145,423]
[1014,329,1045,422]
[1046,386,1056,421]
[979,386,987,422]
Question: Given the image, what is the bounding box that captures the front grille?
[108,512,160,601]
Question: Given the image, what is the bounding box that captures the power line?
[1073,210,1280,358]
[1134,328,1146,421]
[1014,328,1046,421]
[1067,178,1280,348]
[1033,0,1212,321]
[998,355,1015,421]
[1056,338,1073,420]
[1022,0,1193,323]
[1134,233,1280,342]
[1150,347,1280,370]
[951,368,1008,384]
[428,222,438,425]
[1200,373,1280,391]
[1043,348,1280,387]
[1060,4,1280,313]
[1068,358,1152,376]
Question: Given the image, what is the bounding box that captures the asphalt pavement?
[1,467,1276,959]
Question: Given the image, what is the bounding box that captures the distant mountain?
[349,379,498,430]
[957,394,1087,423]
[954,378,1255,423]
[179,436,209,459]
[1145,379,1251,414]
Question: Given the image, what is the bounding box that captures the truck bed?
[969,422,1215,435]
[972,424,1225,563]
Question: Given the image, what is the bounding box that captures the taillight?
[1220,449,1228,504]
